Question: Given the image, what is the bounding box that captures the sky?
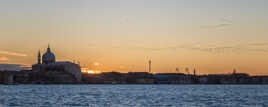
[0,0,268,75]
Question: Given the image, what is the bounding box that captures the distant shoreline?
[2,83,268,85]
[2,71,268,85]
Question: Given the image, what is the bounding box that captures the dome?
[42,45,56,64]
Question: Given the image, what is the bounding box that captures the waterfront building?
[32,45,82,83]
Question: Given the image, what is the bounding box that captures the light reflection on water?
[0,85,268,107]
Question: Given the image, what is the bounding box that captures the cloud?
[183,45,238,53]
[201,18,233,29]
[122,43,268,54]
[120,45,186,52]
[0,50,27,57]
[0,64,29,71]
[90,42,268,54]
[180,43,268,53]
[0,56,8,62]
[220,18,233,23]
[246,43,268,47]
[201,24,230,28]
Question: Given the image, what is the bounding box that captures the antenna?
[233,68,237,74]
[149,60,152,73]
[185,67,190,75]
[194,68,196,76]
[176,68,179,73]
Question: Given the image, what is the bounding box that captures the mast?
[149,60,152,73]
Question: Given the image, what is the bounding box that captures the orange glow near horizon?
[81,68,101,74]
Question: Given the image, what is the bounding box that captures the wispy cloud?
[121,43,268,53]
[220,18,233,23]
[201,18,233,29]
[0,64,29,71]
[88,42,268,54]
[178,43,268,53]
[118,45,184,52]
[0,56,8,62]
[182,45,238,53]
[0,50,27,57]
[201,24,230,28]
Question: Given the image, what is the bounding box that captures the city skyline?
[1,0,268,75]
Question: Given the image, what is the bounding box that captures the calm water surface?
[0,85,267,107]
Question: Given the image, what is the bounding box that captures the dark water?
[0,85,268,107]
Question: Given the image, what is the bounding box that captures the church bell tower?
[38,50,41,64]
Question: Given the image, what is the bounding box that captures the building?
[154,73,193,84]
[32,45,82,83]
[0,71,15,84]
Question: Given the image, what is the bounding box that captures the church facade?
[32,45,82,83]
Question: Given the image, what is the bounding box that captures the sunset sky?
[1,0,268,75]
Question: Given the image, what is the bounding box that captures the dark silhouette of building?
[32,45,82,83]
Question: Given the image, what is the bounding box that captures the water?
[0,85,267,107]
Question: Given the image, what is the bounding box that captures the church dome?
[42,45,56,64]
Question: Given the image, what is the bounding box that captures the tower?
[149,60,152,73]
[194,68,196,76]
[233,68,236,74]
[38,50,41,64]
[176,68,179,73]
[185,67,189,74]
[47,44,51,52]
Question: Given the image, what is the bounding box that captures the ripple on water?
[0,85,268,106]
